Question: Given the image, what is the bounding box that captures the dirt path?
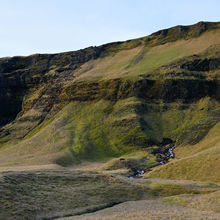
[0,164,63,172]
[0,162,104,173]
[59,199,220,220]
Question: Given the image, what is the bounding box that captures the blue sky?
[0,0,220,57]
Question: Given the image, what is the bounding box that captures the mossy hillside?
[0,98,151,166]
[0,46,103,130]
[175,119,220,158]
[58,98,156,161]
[143,21,220,47]
[1,76,219,149]
[0,94,219,168]
[142,97,220,145]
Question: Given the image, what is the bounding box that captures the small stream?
[159,144,176,165]
[128,144,176,178]
[129,170,145,179]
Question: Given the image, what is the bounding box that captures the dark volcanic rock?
[181,58,220,71]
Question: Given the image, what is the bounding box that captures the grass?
[69,176,220,220]
[150,183,200,196]
[103,150,158,171]
[0,95,219,171]
[0,98,152,166]
[163,190,220,213]
[0,170,146,220]
[1,165,219,220]
[141,97,220,145]
[74,28,220,81]
[73,199,220,219]
[186,190,220,212]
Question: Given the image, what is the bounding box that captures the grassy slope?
[0,96,219,170]
[147,121,220,184]
[0,170,147,220]
[0,98,150,166]
[74,28,220,81]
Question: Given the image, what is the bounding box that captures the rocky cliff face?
[0,47,102,125]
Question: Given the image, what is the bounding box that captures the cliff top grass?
[74,27,220,81]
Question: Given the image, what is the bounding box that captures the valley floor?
[0,163,220,220]
[62,199,220,220]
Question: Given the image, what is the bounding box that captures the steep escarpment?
[60,78,220,102]
[1,77,219,144]
[0,47,102,126]
[0,21,219,173]
[0,21,219,127]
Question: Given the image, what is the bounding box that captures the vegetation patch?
[0,171,146,220]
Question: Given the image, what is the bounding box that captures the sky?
[0,0,220,57]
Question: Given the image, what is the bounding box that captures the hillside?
[0,21,219,184]
[146,120,220,183]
